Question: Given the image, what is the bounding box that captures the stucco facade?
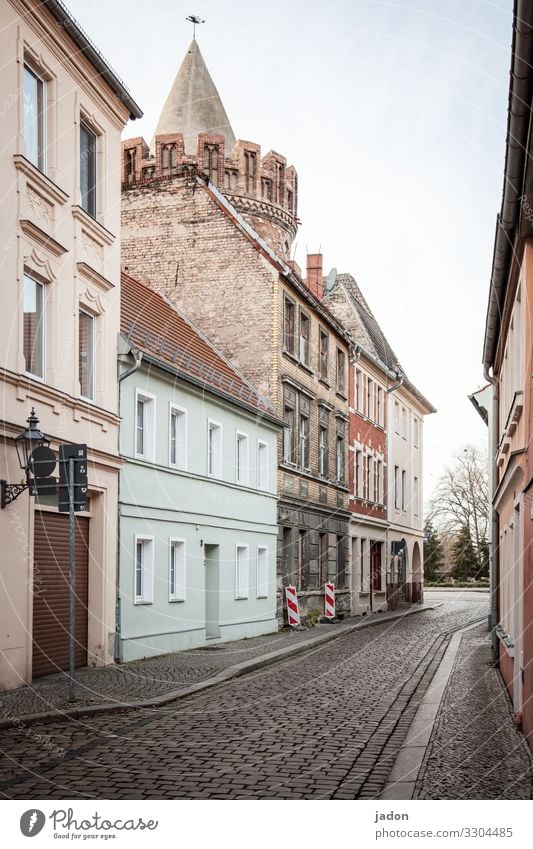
[0,0,141,687]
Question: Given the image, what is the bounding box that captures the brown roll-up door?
[32,511,89,679]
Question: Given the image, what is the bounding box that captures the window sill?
[336,390,348,401]
[169,598,185,603]
[298,361,314,376]
[13,154,69,205]
[133,600,153,605]
[282,348,299,364]
[72,205,115,246]
[318,377,330,389]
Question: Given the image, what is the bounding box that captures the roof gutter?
[42,0,143,120]
[483,0,533,369]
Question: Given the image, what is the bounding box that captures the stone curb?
[0,602,441,730]
[380,618,486,800]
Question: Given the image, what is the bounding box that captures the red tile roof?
[120,272,279,421]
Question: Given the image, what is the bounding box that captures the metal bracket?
[0,479,29,509]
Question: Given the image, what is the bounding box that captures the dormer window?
[261,177,272,201]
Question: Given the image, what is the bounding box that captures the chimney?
[306,253,323,299]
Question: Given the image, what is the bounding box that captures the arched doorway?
[387,539,408,609]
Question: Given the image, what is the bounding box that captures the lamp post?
[1,408,53,508]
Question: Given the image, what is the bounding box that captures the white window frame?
[22,272,45,381]
[23,61,46,172]
[169,404,187,470]
[355,448,363,498]
[414,476,419,517]
[256,546,269,598]
[135,390,156,461]
[236,430,249,485]
[207,419,223,478]
[368,455,374,502]
[134,535,154,604]
[235,544,249,600]
[80,118,98,218]
[401,469,407,511]
[78,307,95,401]
[257,439,269,490]
[169,538,186,602]
[394,465,400,509]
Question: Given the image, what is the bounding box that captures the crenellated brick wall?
[121,132,298,260]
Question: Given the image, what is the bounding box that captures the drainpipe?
[484,365,499,665]
[114,345,144,662]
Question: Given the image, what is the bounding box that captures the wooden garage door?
[32,512,89,679]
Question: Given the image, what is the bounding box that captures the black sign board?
[30,477,58,497]
[58,444,88,512]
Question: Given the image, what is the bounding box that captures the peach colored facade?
[0,0,141,688]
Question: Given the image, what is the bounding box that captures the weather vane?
[186,14,205,40]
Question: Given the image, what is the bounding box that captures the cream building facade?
[0,0,142,688]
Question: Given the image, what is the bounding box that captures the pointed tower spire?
[152,40,236,156]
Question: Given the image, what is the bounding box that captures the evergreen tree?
[451,525,478,580]
[478,536,490,579]
[423,521,444,582]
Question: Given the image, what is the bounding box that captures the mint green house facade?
[118,274,282,661]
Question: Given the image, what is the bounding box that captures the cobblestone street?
[1,592,529,800]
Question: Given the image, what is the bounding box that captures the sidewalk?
[381,621,533,800]
[0,603,437,727]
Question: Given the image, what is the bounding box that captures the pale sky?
[65,0,512,505]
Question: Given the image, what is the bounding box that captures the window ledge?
[282,348,299,364]
[72,205,115,246]
[318,377,330,389]
[298,361,314,376]
[13,154,69,205]
[336,390,348,401]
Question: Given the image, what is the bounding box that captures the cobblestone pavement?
[0,624,352,719]
[0,593,495,799]
[416,623,533,799]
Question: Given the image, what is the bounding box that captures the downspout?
[484,365,499,665]
[114,345,144,662]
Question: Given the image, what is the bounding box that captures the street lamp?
[1,408,53,508]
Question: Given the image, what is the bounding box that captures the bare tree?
[427,445,489,571]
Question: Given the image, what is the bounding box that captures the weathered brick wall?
[121,176,278,401]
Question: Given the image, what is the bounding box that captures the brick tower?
[122,40,298,259]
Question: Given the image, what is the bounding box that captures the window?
[401,407,407,439]
[282,526,293,585]
[336,349,346,395]
[377,459,384,504]
[23,273,44,378]
[367,378,374,420]
[134,536,154,603]
[244,150,256,194]
[355,369,363,412]
[80,121,97,217]
[336,431,345,484]
[299,409,310,470]
[235,545,249,599]
[355,449,363,497]
[257,440,269,490]
[284,297,296,354]
[414,418,419,447]
[337,535,346,588]
[169,539,186,601]
[261,177,273,201]
[24,64,46,171]
[297,530,306,591]
[319,532,329,586]
[78,309,95,399]
[394,401,400,433]
[319,424,328,478]
[401,469,406,511]
[360,538,366,592]
[367,455,374,502]
[257,546,269,598]
[203,144,219,183]
[319,329,329,381]
[414,476,419,516]
[283,388,297,464]
[169,405,187,469]
[377,387,384,426]
[208,420,222,478]
[299,311,310,365]
[236,431,249,485]
[135,391,156,460]
[394,465,400,509]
